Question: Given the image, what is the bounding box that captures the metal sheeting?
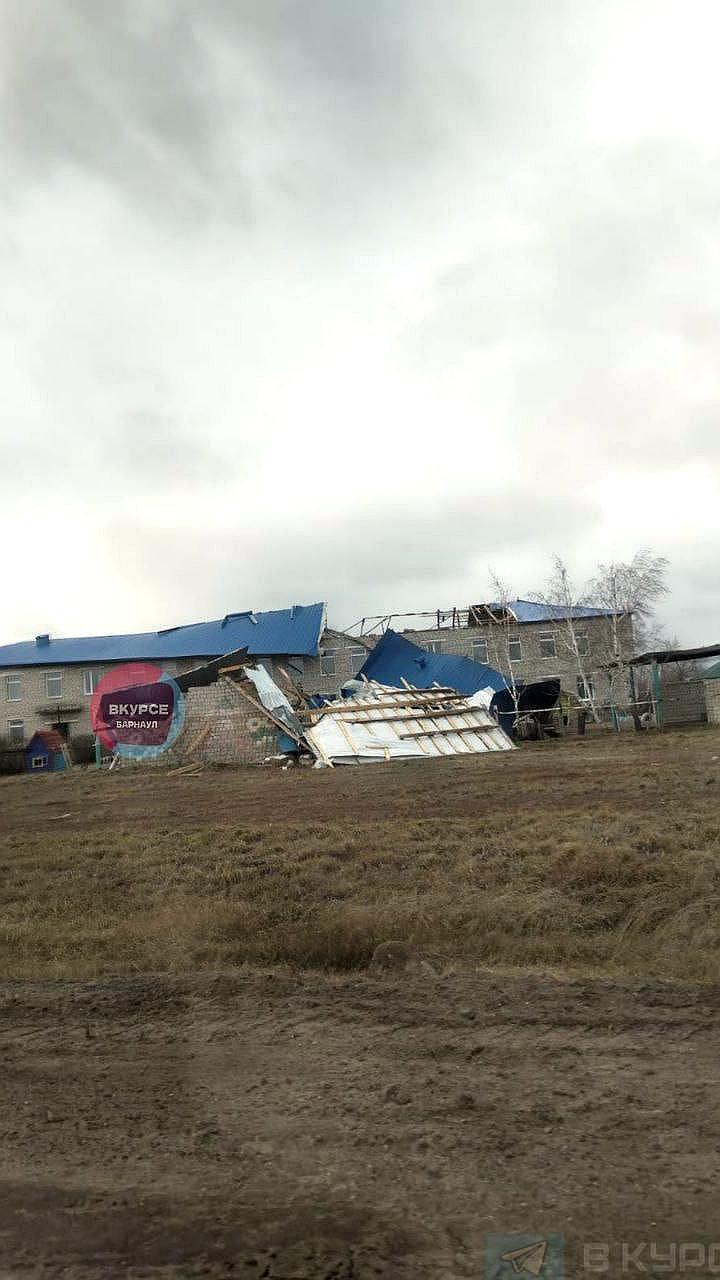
[304,681,514,765]
[242,664,304,743]
[357,630,507,697]
[507,599,616,623]
[0,603,327,668]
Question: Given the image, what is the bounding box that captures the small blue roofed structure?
[25,730,67,774]
[356,630,507,696]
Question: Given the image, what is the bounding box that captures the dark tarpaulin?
[491,679,562,736]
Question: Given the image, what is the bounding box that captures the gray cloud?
[0,0,598,229]
[2,4,223,222]
[407,140,720,468]
[1,1,719,647]
[102,486,599,629]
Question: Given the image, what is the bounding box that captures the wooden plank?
[307,706,470,726]
[336,718,359,756]
[305,690,471,719]
[178,723,211,758]
[396,723,495,740]
[167,758,207,776]
[231,683,304,744]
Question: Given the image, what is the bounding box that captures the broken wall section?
[168,676,279,765]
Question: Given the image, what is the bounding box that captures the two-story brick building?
[0,604,328,745]
[0,596,634,746]
[346,600,634,707]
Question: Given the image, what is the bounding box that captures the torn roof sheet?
[303,681,514,765]
[505,599,618,623]
[356,629,507,696]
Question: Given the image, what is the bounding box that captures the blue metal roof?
[508,599,615,624]
[357,630,507,696]
[0,603,326,668]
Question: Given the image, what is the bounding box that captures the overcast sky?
[2,0,719,644]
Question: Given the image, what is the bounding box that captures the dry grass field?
[1,725,720,982]
[3,727,720,1277]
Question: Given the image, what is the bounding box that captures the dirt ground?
[2,724,719,838]
[3,728,720,1276]
[2,966,720,1278]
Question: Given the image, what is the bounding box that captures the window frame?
[320,649,338,677]
[538,631,557,660]
[7,719,24,745]
[507,636,523,663]
[471,637,489,665]
[349,648,367,675]
[31,754,47,770]
[577,674,595,701]
[575,630,589,657]
[5,674,23,702]
[82,670,100,697]
[44,671,64,699]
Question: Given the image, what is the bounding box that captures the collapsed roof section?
[355,629,507,697]
[173,651,306,750]
[303,681,514,766]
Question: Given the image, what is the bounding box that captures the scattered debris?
[303,680,514,765]
[167,762,206,777]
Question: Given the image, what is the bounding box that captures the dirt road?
[2,967,718,1278]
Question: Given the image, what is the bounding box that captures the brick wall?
[0,614,636,737]
[167,677,279,765]
[704,681,720,726]
[294,617,635,701]
[397,615,635,702]
[661,679,707,726]
[0,657,205,744]
[291,631,373,696]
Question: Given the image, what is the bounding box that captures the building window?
[5,675,22,702]
[577,675,595,700]
[7,719,24,745]
[471,637,489,665]
[425,640,443,654]
[507,637,523,663]
[320,650,338,677]
[539,632,557,659]
[82,670,100,696]
[44,671,63,699]
[31,755,47,770]
[350,648,367,675]
[575,630,589,657]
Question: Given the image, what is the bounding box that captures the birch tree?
[485,570,522,719]
[586,550,669,717]
[535,555,602,722]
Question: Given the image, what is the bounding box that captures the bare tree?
[534,556,602,723]
[586,550,669,720]
[485,570,522,720]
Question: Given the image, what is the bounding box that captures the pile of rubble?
[165,643,514,769]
